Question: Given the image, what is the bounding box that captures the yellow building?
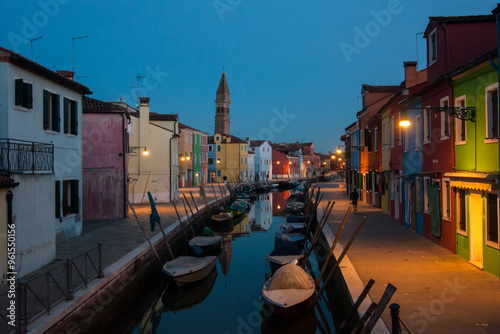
[213,133,248,181]
[128,97,179,203]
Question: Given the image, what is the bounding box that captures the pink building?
[82,97,130,219]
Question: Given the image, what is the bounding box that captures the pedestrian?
[350,186,359,212]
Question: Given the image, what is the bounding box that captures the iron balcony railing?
[0,138,54,174]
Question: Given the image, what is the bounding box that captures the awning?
[444,172,498,192]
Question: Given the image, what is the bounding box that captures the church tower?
[214,72,231,135]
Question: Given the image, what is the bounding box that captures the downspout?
[122,114,128,217]
[170,120,178,202]
[492,3,500,276]
[443,23,450,72]
[7,191,13,227]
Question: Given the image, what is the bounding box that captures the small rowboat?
[162,256,217,287]
[261,264,315,320]
[266,241,305,272]
[274,232,307,248]
[188,236,223,256]
[280,222,307,234]
[285,202,305,214]
[210,212,234,233]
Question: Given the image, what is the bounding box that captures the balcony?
[0,139,54,174]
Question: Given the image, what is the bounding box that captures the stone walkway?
[321,181,500,334]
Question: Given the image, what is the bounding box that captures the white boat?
[188,236,223,256]
[266,241,305,272]
[162,256,217,287]
[261,264,315,320]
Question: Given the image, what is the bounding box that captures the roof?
[429,15,494,24]
[249,140,266,147]
[0,46,92,95]
[83,96,128,114]
[179,122,208,135]
[129,111,178,121]
[216,72,230,96]
[361,84,402,94]
[0,175,19,188]
[222,135,247,144]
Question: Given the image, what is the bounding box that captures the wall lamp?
[129,146,149,156]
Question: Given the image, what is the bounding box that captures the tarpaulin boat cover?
[267,265,312,291]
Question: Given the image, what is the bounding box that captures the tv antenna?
[30,36,42,60]
[131,75,146,108]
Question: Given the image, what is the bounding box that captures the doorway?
[469,190,483,269]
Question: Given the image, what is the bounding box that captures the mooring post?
[66,258,74,300]
[18,280,27,334]
[389,303,401,334]
[98,243,104,278]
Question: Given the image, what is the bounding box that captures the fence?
[0,138,54,174]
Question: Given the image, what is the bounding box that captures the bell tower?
[214,72,231,135]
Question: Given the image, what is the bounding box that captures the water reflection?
[121,190,335,334]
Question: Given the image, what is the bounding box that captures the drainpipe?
[443,23,450,72]
[122,114,128,217]
[170,120,178,202]
[492,4,500,276]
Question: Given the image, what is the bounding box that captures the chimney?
[403,61,418,88]
[139,97,150,166]
[57,70,75,80]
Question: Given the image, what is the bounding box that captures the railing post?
[98,243,104,278]
[389,303,401,334]
[66,259,74,300]
[18,280,27,334]
[31,142,35,173]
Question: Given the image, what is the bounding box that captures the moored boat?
[274,232,307,248]
[261,264,315,320]
[188,236,223,256]
[162,255,217,287]
[266,241,305,272]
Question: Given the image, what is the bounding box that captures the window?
[43,90,60,132]
[217,170,221,177]
[62,180,79,216]
[241,157,243,164]
[391,116,394,148]
[185,133,187,143]
[203,153,206,162]
[245,157,247,164]
[55,181,61,218]
[457,189,467,234]
[190,134,192,144]
[208,157,213,164]
[64,98,78,135]
[423,107,431,143]
[487,193,499,246]
[416,177,421,212]
[374,127,378,152]
[215,135,220,141]
[455,96,467,144]
[442,180,451,220]
[486,83,499,141]
[217,145,221,152]
[423,177,430,213]
[440,97,450,139]
[429,28,437,65]
[15,78,33,109]
[208,145,213,152]
[415,115,421,151]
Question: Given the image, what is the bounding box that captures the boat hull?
[188,236,223,256]
[261,293,314,321]
[163,256,217,287]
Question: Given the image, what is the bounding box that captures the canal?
[102,190,337,334]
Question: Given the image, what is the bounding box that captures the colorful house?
[128,97,179,203]
[448,50,499,276]
[249,140,272,181]
[345,121,360,193]
[179,123,208,187]
[212,133,248,182]
[0,46,91,276]
[82,97,130,219]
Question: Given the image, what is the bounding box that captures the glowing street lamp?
[399,111,410,127]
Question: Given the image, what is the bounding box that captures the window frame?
[442,179,451,221]
[428,28,437,67]
[43,89,60,132]
[457,188,467,236]
[62,179,79,217]
[440,96,450,140]
[415,115,421,151]
[486,192,499,248]
[455,95,467,145]
[485,83,499,143]
[14,78,33,109]
[423,177,431,213]
[63,97,78,135]
[423,106,431,144]
[391,116,395,148]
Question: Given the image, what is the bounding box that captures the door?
[410,182,416,230]
[394,176,400,220]
[469,190,483,268]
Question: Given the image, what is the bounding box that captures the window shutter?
[15,79,23,106]
[62,181,68,217]
[43,90,49,129]
[24,83,33,109]
[72,180,79,214]
[54,94,60,132]
[55,181,61,218]
[73,101,78,135]
[63,98,69,133]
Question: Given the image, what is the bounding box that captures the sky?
[1,0,498,154]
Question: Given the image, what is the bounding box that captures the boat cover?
[189,236,223,247]
[267,265,313,291]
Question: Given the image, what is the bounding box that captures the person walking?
[350,186,359,212]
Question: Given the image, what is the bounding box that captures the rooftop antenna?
[131,75,146,108]
[76,76,88,82]
[72,35,89,71]
[30,36,43,60]
[416,32,424,70]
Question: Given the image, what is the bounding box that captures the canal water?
[106,191,336,334]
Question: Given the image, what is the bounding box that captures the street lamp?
[399,111,410,127]
[129,146,149,156]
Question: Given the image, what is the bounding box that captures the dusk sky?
[1,0,497,154]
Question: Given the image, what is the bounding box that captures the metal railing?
[0,138,54,174]
[390,303,413,334]
[8,244,104,334]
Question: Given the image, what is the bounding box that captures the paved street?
[320,180,500,334]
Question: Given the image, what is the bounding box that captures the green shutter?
[53,94,60,132]
[55,181,61,218]
[63,98,69,133]
[24,83,33,109]
[72,180,79,214]
[62,181,68,216]
[15,79,23,106]
[73,101,78,135]
[43,90,49,129]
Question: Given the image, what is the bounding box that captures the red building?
[82,97,130,219]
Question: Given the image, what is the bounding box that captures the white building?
[249,140,272,181]
[247,150,255,181]
[0,46,91,277]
